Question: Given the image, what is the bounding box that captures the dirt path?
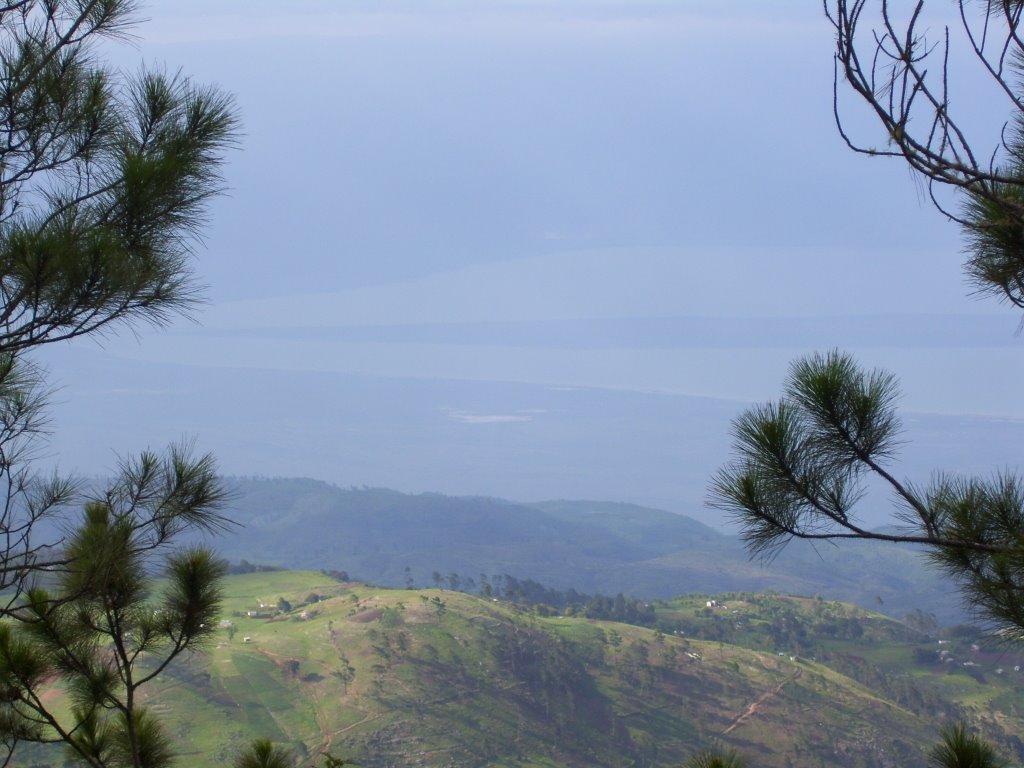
[721,667,802,736]
[254,648,344,753]
[261,648,383,756]
[307,683,335,752]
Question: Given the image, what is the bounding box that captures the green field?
[15,573,1024,768]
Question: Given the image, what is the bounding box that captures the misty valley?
[16,480,1022,768]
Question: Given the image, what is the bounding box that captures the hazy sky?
[126,0,970,302]
[36,1,1024,505]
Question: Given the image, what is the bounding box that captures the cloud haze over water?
[35,1,1024,515]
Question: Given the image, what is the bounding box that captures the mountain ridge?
[212,478,961,626]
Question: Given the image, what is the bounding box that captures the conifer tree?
[0,0,238,608]
[0,2,239,766]
[930,723,1006,768]
[827,0,1024,307]
[683,746,746,768]
[0,448,229,767]
[711,350,1024,635]
[233,738,293,768]
[712,3,1024,765]
[714,0,1024,638]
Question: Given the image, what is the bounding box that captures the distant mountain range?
[41,346,1024,533]
[210,478,963,625]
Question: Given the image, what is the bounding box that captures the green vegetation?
[0,2,238,766]
[0,452,231,768]
[216,479,960,624]
[929,724,1007,768]
[17,571,1024,768]
[828,0,1024,309]
[234,739,294,768]
[0,0,238,599]
[710,6,1024,764]
[712,350,1024,637]
[685,747,746,768]
[715,0,1024,648]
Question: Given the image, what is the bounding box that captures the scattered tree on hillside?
[229,561,283,575]
[475,573,657,625]
[332,655,356,693]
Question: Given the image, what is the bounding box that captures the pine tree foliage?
[710,351,1024,635]
[713,0,1024,641]
[0,2,238,766]
[685,723,1003,768]
[713,2,1024,764]
[0,447,228,768]
[0,0,237,609]
[684,746,747,768]
[0,0,238,348]
[930,723,1007,768]
[233,738,293,768]
[827,0,1024,306]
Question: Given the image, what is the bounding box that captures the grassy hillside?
[211,478,959,624]
[17,572,1023,768]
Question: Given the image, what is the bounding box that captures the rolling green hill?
[16,572,1023,768]
[211,478,959,624]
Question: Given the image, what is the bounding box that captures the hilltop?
[18,572,1024,768]
[211,478,960,624]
